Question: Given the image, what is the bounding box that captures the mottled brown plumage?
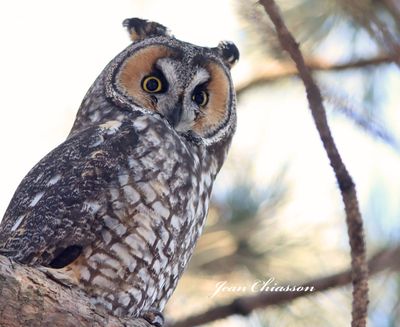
[0,18,239,323]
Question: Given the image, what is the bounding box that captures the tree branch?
[0,255,152,327]
[169,246,399,327]
[236,55,396,96]
[258,1,369,326]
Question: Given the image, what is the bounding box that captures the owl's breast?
[71,114,217,317]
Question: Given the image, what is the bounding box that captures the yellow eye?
[192,90,208,107]
[142,76,162,93]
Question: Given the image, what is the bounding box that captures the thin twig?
[236,54,396,96]
[169,246,398,327]
[257,1,369,326]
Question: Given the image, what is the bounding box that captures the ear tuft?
[122,18,171,42]
[214,41,240,68]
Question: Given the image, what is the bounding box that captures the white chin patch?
[175,112,195,132]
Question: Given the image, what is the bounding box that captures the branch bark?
[236,55,396,96]
[258,1,369,326]
[0,255,152,327]
[169,246,399,327]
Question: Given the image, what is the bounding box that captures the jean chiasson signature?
[210,278,315,298]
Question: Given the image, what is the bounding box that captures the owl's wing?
[0,120,138,268]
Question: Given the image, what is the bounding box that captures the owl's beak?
[166,105,183,128]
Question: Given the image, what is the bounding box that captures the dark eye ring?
[192,90,208,107]
[142,76,162,93]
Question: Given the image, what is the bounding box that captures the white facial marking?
[157,59,178,87]
[174,68,211,132]
[190,68,210,88]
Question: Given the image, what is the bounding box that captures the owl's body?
[0,18,238,320]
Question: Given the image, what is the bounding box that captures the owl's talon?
[141,309,164,327]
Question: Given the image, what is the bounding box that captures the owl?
[0,18,239,325]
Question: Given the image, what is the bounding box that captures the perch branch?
[258,0,369,326]
[169,246,399,327]
[0,255,152,327]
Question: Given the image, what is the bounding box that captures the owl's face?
[115,45,231,136]
[101,18,239,146]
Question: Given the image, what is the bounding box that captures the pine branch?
[0,255,152,327]
[236,54,396,96]
[168,246,399,327]
[257,1,369,326]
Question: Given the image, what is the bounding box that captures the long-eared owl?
[0,18,239,323]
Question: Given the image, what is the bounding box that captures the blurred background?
[0,1,399,326]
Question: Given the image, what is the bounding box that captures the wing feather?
[0,120,138,267]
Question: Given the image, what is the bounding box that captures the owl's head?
[85,18,238,147]
[73,18,239,147]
